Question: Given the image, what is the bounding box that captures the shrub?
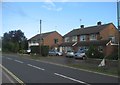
[30,45,49,56]
[41,45,49,56]
[30,46,40,54]
[86,45,104,59]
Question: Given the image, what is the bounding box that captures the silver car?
[66,50,75,58]
[49,50,63,56]
[74,50,87,59]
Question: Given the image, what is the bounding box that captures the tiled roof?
[59,42,75,47]
[76,40,109,46]
[28,31,56,41]
[64,23,113,37]
[60,40,109,47]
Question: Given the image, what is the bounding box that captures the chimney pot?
[97,21,102,26]
[81,25,84,28]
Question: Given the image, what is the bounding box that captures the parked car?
[65,50,75,58]
[74,50,87,59]
[48,50,63,56]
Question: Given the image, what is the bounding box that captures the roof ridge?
[73,23,112,30]
[41,31,56,34]
[28,31,56,40]
[64,23,113,37]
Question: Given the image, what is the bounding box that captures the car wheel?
[56,54,59,56]
[83,56,86,60]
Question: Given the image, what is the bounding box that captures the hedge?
[30,45,49,56]
[86,45,104,59]
[41,45,49,56]
[30,46,40,53]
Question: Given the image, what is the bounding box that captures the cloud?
[42,0,63,12]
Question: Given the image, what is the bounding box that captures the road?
[0,63,18,84]
[2,68,18,84]
[2,54,119,84]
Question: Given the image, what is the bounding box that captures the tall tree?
[2,30,28,52]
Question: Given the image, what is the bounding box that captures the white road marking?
[54,73,90,85]
[14,60,23,64]
[27,64,45,71]
[7,58,12,60]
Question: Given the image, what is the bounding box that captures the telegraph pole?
[117,1,120,60]
[117,0,120,30]
[40,20,42,55]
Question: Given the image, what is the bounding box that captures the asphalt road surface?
[2,54,119,84]
[2,69,18,84]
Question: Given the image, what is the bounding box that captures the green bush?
[30,46,40,54]
[86,45,104,59]
[30,45,49,56]
[19,50,26,54]
[2,42,19,53]
[41,45,49,56]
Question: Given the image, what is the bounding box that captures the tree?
[2,30,28,53]
[86,45,104,59]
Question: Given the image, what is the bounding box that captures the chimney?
[97,21,102,26]
[80,25,84,28]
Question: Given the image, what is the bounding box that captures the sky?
[2,1,120,39]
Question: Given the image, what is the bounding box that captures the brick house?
[60,22,119,56]
[28,31,63,51]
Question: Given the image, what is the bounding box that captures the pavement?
[2,69,16,83]
[1,65,19,84]
[1,54,119,84]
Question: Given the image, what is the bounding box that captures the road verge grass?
[67,63,118,77]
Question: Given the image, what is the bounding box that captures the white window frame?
[72,36,77,42]
[65,47,72,53]
[109,36,115,43]
[65,37,70,42]
[80,35,86,41]
[90,34,97,41]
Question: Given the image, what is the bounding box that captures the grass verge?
[67,64,118,77]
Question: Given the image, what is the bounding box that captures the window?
[90,34,97,40]
[109,36,115,43]
[98,46,103,52]
[54,39,58,44]
[80,35,86,41]
[64,47,72,52]
[65,37,70,42]
[33,40,36,43]
[78,46,88,51]
[72,36,77,42]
